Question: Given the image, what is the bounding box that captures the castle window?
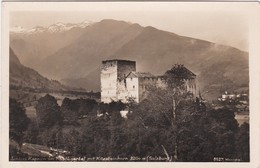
[133,85,135,89]
[131,77,133,81]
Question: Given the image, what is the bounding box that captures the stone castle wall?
[117,61,136,80]
[101,60,118,103]
[101,60,136,103]
[185,78,196,96]
[125,77,139,102]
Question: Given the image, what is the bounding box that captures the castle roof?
[164,64,196,79]
[102,59,135,63]
[126,71,155,78]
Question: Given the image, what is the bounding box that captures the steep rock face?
[9,48,67,91]
[10,19,248,99]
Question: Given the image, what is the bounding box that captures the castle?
[101,59,196,103]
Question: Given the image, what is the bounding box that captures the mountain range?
[10,20,93,69]
[10,20,93,34]
[10,19,249,100]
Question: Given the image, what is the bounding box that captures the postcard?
[1,1,260,168]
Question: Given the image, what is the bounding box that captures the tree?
[176,101,215,161]
[60,128,82,156]
[163,65,195,161]
[9,98,30,143]
[206,107,239,159]
[107,101,126,113]
[235,123,249,161]
[126,87,177,158]
[124,65,192,160]
[76,98,98,117]
[9,98,30,160]
[36,94,63,128]
[39,125,62,148]
[23,119,39,144]
[80,117,111,157]
[61,98,78,124]
[127,71,240,162]
[108,108,127,157]
[129,87,240,161]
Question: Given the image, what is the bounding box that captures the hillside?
[110,26,249,99]
[9,48,67,91]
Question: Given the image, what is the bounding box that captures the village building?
[101,59,196,103]
[218,91,249,105]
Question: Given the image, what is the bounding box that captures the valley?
[10,19,249,101]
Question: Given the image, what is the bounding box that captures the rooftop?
[164,64,196,79]
[102,59,135,63]
[126,71,155,78]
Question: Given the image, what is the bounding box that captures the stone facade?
[164,64,197,96]
[101,60,196,103]
[101,60,136,103]
[125,72,167,102]
[185,78,196,96]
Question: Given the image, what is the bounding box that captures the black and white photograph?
[1,1,260,167]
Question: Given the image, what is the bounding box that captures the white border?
[1,2,260,168]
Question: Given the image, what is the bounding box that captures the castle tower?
[164,64,197,96]
[101,59,136,103]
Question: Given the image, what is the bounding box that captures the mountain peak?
[98,19,133,26]
[10,20,94,34]
[144,26,157,30]
[10,26,26,33]
[47,22,69,33]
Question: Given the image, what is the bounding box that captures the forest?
[9,69,249,162]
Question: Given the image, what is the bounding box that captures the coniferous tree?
[9,98,30,143]
[36,94,63,128]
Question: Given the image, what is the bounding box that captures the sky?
[10,3,250,51]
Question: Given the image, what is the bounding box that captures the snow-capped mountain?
[10,26,26,33]
[10,20,94,34]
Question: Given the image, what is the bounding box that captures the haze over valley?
[10,19,249,100]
